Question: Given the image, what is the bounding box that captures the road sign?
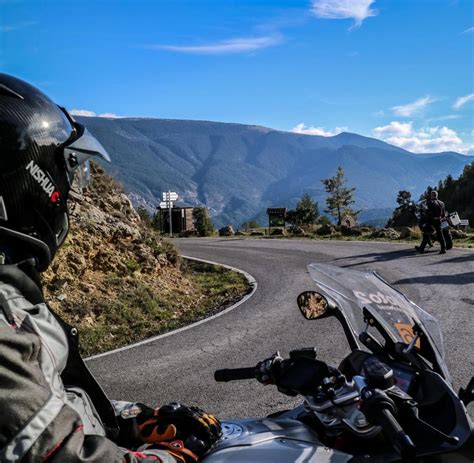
[162,191,179,237]
[163,192,178,201]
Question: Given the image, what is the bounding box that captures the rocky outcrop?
[43,164,189,342]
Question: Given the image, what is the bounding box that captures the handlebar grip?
[214,367,256,382]
[376,408,416,460]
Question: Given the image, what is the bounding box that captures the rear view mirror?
[297,291,330,320]
[459,377,474,406]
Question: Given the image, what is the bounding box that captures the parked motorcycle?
[204,263,474,462]
[415,201,455,250]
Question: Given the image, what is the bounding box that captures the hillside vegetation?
[77,116,472,228]
[427,162,474,224]
[42,164,249,356]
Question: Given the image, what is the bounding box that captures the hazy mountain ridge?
[77,116,471,227]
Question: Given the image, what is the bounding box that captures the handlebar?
[359,385,416,461]
[214,367,256,382]
[372,407,416,461]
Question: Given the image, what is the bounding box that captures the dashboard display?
[392,366,414,393]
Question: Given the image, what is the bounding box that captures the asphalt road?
[87,238,474,419]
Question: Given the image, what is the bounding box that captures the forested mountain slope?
[78,116,471,227]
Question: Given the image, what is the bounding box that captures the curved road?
[88,239,474,418]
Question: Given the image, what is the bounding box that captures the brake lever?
[402,400,459,446]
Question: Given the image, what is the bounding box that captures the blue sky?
[1,0,473,153]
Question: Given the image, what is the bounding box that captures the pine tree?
[193,207,214,236]
[396,190,412,209]
[386,190,416,227]
[286,193,319,227]
[321,166,357,225]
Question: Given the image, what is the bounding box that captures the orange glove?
[136,402,222,453]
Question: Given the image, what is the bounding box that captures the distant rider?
[0,73,221,462]
[415,190,447,254]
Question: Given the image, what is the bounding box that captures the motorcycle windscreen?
[307,263,445,360]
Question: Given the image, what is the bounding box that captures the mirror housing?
[297,291,331,320]
[459,377,474,406]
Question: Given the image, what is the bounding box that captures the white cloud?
[69,109,124,118]
[311,0,377,28]
[99,112,123,119]
[373,121,412,137]
[69,109,97,117]
[453,93,474,109]
[461,26,474,34]
[372,121,472,154]
[292,123,348,137]
[147,35,282,55]
[426,114,462,122]
[391,95,437,117]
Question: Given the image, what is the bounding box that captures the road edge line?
[85,256,257,361]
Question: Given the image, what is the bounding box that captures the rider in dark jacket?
[0,74,221,462]
[416,191,447,254]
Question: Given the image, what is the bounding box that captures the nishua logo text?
[25,160,59,202]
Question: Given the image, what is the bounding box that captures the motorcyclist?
[415,190,447,254]
[0,74,221,462]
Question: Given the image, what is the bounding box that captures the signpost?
[161,191,179,237]
[266,208,287,234]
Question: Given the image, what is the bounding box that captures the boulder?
[370,228,400,240]
[341,226,362,237]
[219,225,235,237]
[250,230,264,236]
[289,226,305,236]
[270,228,287,236]
[451,229,467,239]
[340,215,356,228]
[316,224,335,236]
[235,231,248,236]
[398,226,413,239]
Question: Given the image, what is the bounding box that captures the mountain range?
[77,116,472,228]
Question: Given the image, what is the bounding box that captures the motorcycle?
[415,201,455,250]
[203,263,474,462]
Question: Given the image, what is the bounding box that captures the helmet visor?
[73,159,91,190]
[59,106,111,191]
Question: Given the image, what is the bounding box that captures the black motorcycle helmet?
[0,74,110,271]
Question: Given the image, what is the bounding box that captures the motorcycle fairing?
[306,264,448,378]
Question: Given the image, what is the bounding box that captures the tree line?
[387,162,474,228]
